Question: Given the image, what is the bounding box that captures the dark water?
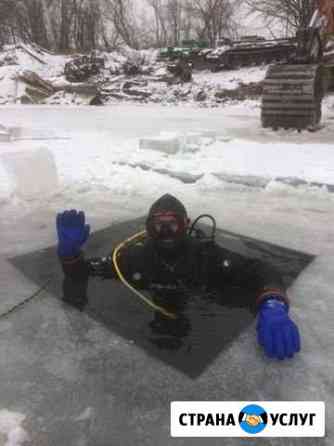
[9,217,314,378]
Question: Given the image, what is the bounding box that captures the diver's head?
[146,194,189,254]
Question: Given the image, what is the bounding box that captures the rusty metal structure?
[261,0,334,130]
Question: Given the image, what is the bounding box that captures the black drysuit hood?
[146,194,189,255]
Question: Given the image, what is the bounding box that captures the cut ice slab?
[7,126,24,138]
[1,147,59,199]
[179,132,216,153]
[9,217,314,378]
[139,131,218,155]
[139,134,181,154]
[0,126,10,142]
[217,135,232,142]
[0,410,29,446]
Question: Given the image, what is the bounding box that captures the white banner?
[171,401,325,437]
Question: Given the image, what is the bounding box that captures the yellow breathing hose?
[112,230,177,320]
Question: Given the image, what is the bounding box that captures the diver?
[56,193,301,360]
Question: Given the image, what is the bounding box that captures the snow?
[0,410,29,446]
[192,65,267,90]
[0,46,68,104]
[2,103,334,223]
[75,407,94,422]
[0,130,10,142]
[0,70,334,444]
[0,103,333,249]
[0,42,269,107]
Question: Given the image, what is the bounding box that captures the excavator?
[261,0,334,130]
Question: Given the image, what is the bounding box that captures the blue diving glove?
[257,298,301,360]
[56,210,90,257]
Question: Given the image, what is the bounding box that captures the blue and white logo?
[238,404,268,434]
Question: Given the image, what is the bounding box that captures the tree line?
[0,0,317,52]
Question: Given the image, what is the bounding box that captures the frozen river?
[0,104,334,445]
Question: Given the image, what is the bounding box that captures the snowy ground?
[1,102,334,445]
[0,43,269,107]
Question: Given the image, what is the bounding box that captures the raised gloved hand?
[56,210,90,257]
[257,298,301,360]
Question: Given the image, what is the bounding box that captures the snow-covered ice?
[0,102,334,445]
[1,102,334,222]
[0,410,29,446]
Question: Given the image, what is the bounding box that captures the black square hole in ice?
[9,217,314,378]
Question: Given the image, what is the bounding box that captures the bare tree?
[1,0,237,52]
[166,0,182,46]
[147,0,235,48]
[40,0,57,49]
[146,0,235,47]
[0,0,15,45]
[182,0,196,41]
[0,0,30,45]
[59,0,73,50]
[146,0,168,46]
[188,0,235,46]
[146,0,185,47]
[104,0,140,49]
[25,0,50,48]
[72,0,101,51]
[245,0,317,33]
